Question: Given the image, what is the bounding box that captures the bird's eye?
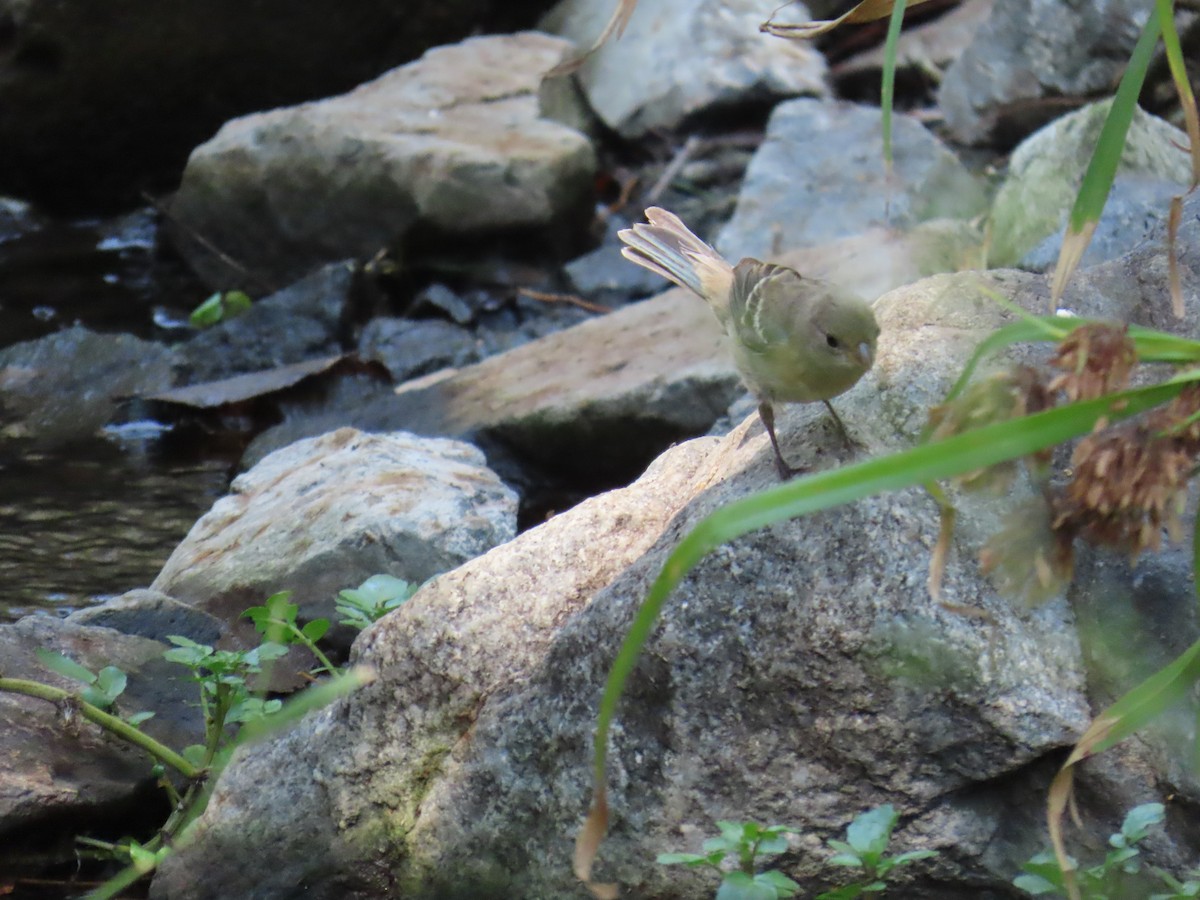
[825,334,840,349]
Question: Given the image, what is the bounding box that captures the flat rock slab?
[246,288,741,480]
[168,32,596,287]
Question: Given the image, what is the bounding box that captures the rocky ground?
[0,0,1198,897]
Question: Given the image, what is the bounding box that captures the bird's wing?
[728,260,801,352]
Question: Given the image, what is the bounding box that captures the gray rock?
[357,317,480,381]
[833,0,992,87]
[1020,174,1185,272]
[246,288,742,481]
[542,0,828,138]
[0,616,202,841]
[990,100,1191,266]
[717,99,988,262]
[152,428,519,628]
[939,0,1153,146]
[67,588,225,645]
[148,240,1200,898]
[175,261,355,384]
[0,0,561,208]
[0,326,176,445]
[168,32,596,288]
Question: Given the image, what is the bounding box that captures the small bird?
[618,207,880,479]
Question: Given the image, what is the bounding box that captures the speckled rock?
[152,428,518,627]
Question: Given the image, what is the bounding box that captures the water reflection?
[0,439,227,622]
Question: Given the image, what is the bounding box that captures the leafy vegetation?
[657,807,938,900]
[1015,803,1200,900]
[658,821,801,900]
[0,572,418,898]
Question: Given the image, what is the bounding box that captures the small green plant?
[162,635,288,765]
[243,590,338,676]
[35,649,154,724]
[189,289,252,327]
[335,574,418,630]
[658,820,801,899]
[816,805,937,899]
[1014,802,1200,899]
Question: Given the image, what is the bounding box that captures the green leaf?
[181,744,208,766]
[845,805,898,858]
[301,619,331,643]
[1120,803,1165,843]
[756,869,800,896]
[717,871,777,900]
[189,292,225,327]
[126,711,155,726]
[94,666,127,701]
[757,834,789,856]
[36,649,97,685]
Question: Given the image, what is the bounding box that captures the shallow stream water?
[0,207,229,622]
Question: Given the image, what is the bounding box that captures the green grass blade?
[1157,0,1199,188]
[1077,637,1200,760]
[879,0,907,173]
[1050,7,1161,305]
[589,369,1200,795]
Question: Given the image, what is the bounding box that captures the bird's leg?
[757,401,804,480]
[822,400,864,453]
[822,400,852,446]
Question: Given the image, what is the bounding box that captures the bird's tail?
[618,207,734,317]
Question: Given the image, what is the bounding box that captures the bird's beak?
[857,342,874,369]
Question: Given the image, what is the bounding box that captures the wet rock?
[0,617,202,849]
[716,99,988,262]
[542,0,828,137]
[0,0,561,209]
[0,326,176,445]
[174,261,355,385]
[357,317,480,381]
[989,100,1191,267]
[168,32,596,289]
[939,0,1153,146]
[67,588,225,646]
[152,428,519,630]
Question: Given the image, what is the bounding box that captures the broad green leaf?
[302,619,331,643]
[189,292,224,327]
[94,666,127,700]
[845,805,897,857]
[755,869,800,896]
[1050,7,1161,305]
[717,871,776,900]
[1120,802,1165,842]
[36,649,97,685]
